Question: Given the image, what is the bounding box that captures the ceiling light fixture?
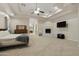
[32,0,44,15]
[53,6,63,14]
[0,11,8,17]
[55,9,62,14]
[34,8,40,14]
[54,6,59,10]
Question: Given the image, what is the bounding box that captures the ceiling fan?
[32,3,45,15]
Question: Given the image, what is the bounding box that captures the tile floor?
[0,35,79,56]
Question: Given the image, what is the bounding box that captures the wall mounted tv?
[45,28,51,34]
[57,21,67,28]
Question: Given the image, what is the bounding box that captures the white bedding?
[0,34,22,40]
[0,31,22,40]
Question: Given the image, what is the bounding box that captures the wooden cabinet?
[15,29,28,34]
[14,25,28,34]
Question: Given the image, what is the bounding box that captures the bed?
[0,31,29,47]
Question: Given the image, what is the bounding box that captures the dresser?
[14,25,28,34]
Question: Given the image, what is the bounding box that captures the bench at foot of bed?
[16,35,29,46]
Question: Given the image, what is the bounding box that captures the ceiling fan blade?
[39,11,44,13]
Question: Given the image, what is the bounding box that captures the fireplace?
[45,28,51,34]
[57,34,65,39]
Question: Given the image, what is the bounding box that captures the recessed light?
[34,10,39,14]
[37,8,40,11]
[55,9,62,14]
[54,6,59,10]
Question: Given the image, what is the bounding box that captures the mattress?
[0,31,22,40]
[0,34,22,40]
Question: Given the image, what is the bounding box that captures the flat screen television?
[45,29,51,33]
[57,21,67,28]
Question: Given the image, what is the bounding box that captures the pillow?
[0,31,10,37]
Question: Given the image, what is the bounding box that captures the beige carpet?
[0,35,79,56]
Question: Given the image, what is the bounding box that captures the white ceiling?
[0,3,77,18]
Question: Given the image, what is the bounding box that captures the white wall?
[67,18,79,41]
[37,5,79,42]
[10,17,29,33]
[29,17,38,35]
[42,21,53,37]
[0,17,6,29]
[52,17,79,41]
[47,8,79,41]
[0,15,7,29]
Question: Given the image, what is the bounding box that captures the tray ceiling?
[0,3,77,18]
